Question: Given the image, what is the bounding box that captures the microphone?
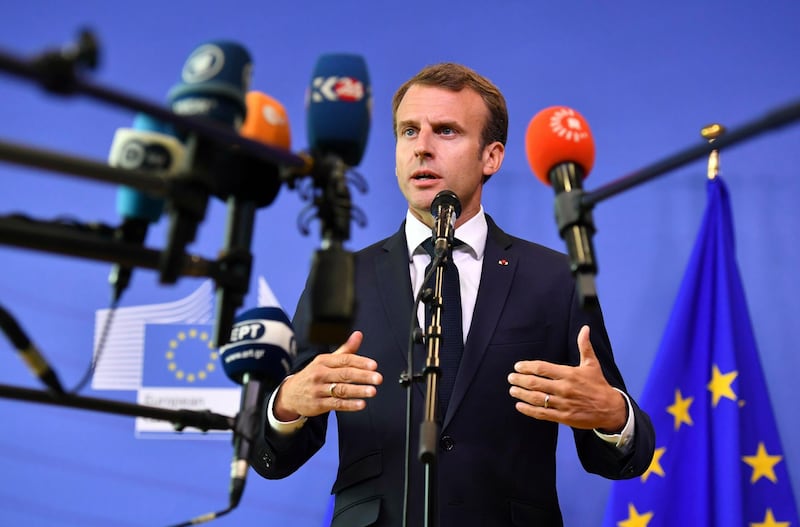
[211,91,292,347]
[304,54,371,345]
[0,305,65,393]
[241,91,291,150]
[430,190,462,257]
[160,41,253,285]
[107,113,185,302]
[219,307,296,509]
[167,41,252,129]
[306,53,371,166]
[525,106,598,306]
[230,90,291,207]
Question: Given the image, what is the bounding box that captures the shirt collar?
[405,206,487,261]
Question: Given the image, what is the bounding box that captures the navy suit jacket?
[253,216,655,527]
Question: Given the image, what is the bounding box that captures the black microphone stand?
[207,147,283,348]
[0,382,234,432]
[399,247,450,527]
[0,212,220,280]
[0,381,239,527]
[419,251,449,527]
[550,96,800,307]
[299,152,361,346]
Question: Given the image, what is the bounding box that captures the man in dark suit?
[252,63,655,526]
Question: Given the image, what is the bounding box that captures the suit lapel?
[374,226,417,366]
[443,216,516,428]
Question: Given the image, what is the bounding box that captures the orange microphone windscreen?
[525,106,595,186]
[240,91,292,150]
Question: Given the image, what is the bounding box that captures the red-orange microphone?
[525,106,595,184]
[220,91,293,208]
[525,106,598,306]
[212,91,293,350]
[240,91,292,150]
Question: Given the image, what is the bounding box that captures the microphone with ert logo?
[219,307,296,509]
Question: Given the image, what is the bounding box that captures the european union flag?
[142,323,229,388]
[602,177,798,526]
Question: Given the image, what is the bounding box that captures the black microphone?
[219,307,296,509]
[525,106,598,306]
[0,305,65,393]
[107,114,185,302]
[430,190,462,257]
[304,53,371,345]
[160,40,253,285]
[210,91,292,348]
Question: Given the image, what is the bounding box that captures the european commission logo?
[142,325,225,387]
[92,277,281,439]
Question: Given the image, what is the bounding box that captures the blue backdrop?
[1,1,798,525]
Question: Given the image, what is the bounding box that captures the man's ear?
[482,141,505,178]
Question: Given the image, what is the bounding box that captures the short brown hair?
[392,62,508,149]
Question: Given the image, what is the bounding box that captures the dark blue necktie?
[422,238,464,415]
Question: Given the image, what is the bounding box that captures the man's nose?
[414,129,433,158]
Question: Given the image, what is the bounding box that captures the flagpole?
[601,121,800,526]
[701,123,725,180]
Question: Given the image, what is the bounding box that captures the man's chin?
[407,187,440,208]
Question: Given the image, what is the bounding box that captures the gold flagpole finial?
[701,123,726,180]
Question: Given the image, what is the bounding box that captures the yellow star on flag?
[641,447,665,483]
[707,364,738,407]
[750,508,790,527]
[743,442,783,484]
[666,389,694,430]
[618,503,653,527]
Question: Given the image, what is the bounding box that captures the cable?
[165,506,234,527]
[69,298,117,393]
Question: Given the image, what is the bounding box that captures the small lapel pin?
[498,259,509,266]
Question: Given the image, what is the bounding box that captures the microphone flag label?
[310,76,366,102]
[548,107,590,143]
[91,277,282,439]
[181,44,225,83]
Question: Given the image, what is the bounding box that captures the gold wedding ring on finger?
[328,383,338,398]
[544,394,550,409]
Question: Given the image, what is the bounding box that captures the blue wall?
[1,1,798,525]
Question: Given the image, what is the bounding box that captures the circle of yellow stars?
[165,328,218,383]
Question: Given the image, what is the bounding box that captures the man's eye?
[401,128,417,137]
[439,127,455,135]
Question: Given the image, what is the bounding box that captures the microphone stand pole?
[584,97,800,208]
[0,137,169,192]
[0,214,218,278]
[0,382,234,432]
[554,97,800,306]
[419,254,448,527]
[305,152,356,345]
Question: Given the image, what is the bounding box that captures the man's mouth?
[412,171,438,181]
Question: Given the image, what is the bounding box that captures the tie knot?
[420,237,464,258]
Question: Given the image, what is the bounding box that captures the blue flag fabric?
[602,177,798,527]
